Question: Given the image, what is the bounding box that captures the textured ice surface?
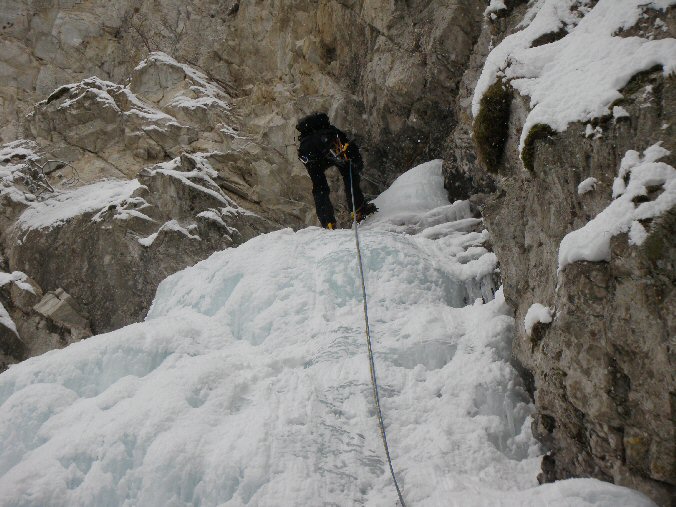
[0,162,655,506]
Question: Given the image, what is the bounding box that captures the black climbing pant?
[306,160,365,227]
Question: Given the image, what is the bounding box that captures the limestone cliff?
[0,0,485,187]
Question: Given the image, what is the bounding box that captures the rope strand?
[348,161,406,507]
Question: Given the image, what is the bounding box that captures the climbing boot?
[351,203,378,223]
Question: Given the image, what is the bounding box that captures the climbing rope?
[348,160,407,507]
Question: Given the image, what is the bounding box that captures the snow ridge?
[16,179,143,232]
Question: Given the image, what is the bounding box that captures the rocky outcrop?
[485,75,675,506]
[443,3,675,505]
[0,54,293,359]
[0,0,490,368]
[0,0,486,190]
[5,150,278,334]
[0,262,91,370]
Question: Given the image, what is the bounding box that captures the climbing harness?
[347,157,407,507]
[330,137,350,161]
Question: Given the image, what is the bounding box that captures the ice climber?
[296,112,377,229]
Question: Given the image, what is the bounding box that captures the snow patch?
[578,177,598,195]
[0,141,40,164]
[0,140,41,204]
[146,153,252,214]
[120,87,177,123]
[0,302,18,335]
[196,209,240,241]
[524,303,554,336]
[16,180,143,231]
[135,52,231,112]
[585,124,603,139]
[485,0,507,16]
[559,143,675,270]
[138,220,201,247]
[0,271,35,294]
[59,80,121,113]
[613,106,630,119]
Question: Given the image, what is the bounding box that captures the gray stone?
[0,319,25,360]
[441,5,675,505]
[473,48,673,507]
[33,288,91,339]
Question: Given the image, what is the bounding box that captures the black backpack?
[296,113,331,136]
[298,128,340,165]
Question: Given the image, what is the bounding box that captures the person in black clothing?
[296,113,376,229]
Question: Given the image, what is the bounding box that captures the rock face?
[484,76,675,506]
[442,3,675,505]
[0,0,488,367]
[0,0,486,189]
[0,53,294,361]
[0,261,90,371]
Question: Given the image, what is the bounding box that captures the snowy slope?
[0,162,655,506]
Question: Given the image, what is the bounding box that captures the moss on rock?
[641,208,675,266]
[473,80,512,174]
[521,123,556,172]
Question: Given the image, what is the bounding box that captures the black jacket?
[298,126,363,171]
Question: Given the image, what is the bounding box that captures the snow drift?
[0,162,655,506]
